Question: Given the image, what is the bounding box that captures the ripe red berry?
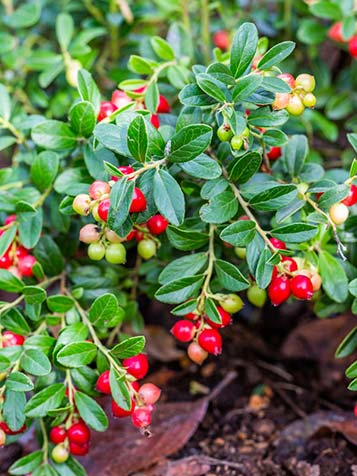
[97,198,111,221]
[267,146,281,161]
[342,184,357,207]
[328,22,343,42]
[205,306,232,329]
[18,255,37,277]
[4,214,16,226]
[131,381,140,392]
[138,383,161,405]
[157,96,170,113]
[268,276,291,306]
[131,407,152,428]
[2,331,25,347]
[15,246,29,259]
[349,36,357,58]
[123,353,149,379]
[185,312,198,320]
[130,188,147,213]
[0,252,12,269]
[111,90,132,109]
[97,101,118,121]
[277,73,295,89]
[269,237,286,250]
[197,329,222,355]
[112,398,135,417]
[111,165,135,182]
[147,214,169,235]
[290,275,314,300]
[69,441,89,456]
[95,370,111,394]
[354,402,357,418]
[0,421,26,435]
[125,230,136,241]
[88,180,111,200]
[281,256,298,272]
[150,114,160,129]
[50,426,67,444]
[213,30,230,50]
[170,320,195,342]
[67,421,91,445]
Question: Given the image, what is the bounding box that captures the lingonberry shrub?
[0,3,356,474]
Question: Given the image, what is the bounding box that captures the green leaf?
[0,226,17,258]
[52,456,87,476]
[319,251,348,303]
[283,135,308,177]
[310,1,342,20]
[168,124,212,163]
[4,389,26,431]
[150,36,175,61]
[6,372,34,392]
[127,115,148,162]
[179,84,216,107]
[57,342,97,368]
[9,451,43,475]
[32,120,77,150]
[229,152,262,184]
[0,269,24,293]
[69,101,96,137]
[180,154,221,179]
[249,185,297,211]
[248,107,289,127]
[25,383,65,417]
[220,220,256,246]
[17,204,43,250]
[335,327,357,358]
[155,275,205,304]
[74,391,108,431]
[23,286,46,305]
[255,248,274,289]
[77,69,101,114]
[47,295,74,313]
[158,253,208,285]
[230,23,258,78]
[56,13,73,51]
[128,55,154,75]
[111,336,146,359]
[345,360,357,378]
[204,298,222,325]
[232,75,263,101]
[34,236,64,275]
[30,151,59,192]
[196,73,228,102]
[20,349,51,376]
[349,278,357,297]
[6,2,41,28]
[89,293,120,326]
[109,369,132,411]
[271,223,318,243]
[200,190,238,224]
[257,41,295,70]
[153,169,185,226]
[214,259,249,291]
[167,225,208,251]
[0,84,11,120]
[144,81,159,114]
[108,178,134,233]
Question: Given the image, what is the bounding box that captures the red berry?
[354,403,357,418]
[147,214,168,235]
[150,114,160,129]
[205,306,232,329]
[15,246,28,259]
[0,252,12,269]
[269,237,286,250]
[17,255,36,277]
[213,30,230,50]
[341,184,357,207]
[0,421,26,435]
[88,181,111,200]
[0,429,5,447]
[95,370,111,394]
[239,215,250,221]
[97,101,118,121]
[187,342,208,365]
[131,407,152,428]
[281,256,298,272]
[130,188,147,213]
[111,165,135,182]
[277,73,295,89]
[2,331,25,347]
[157,96,170,114]
[67,421,91,445]
[135,231,144,242]
[349,36,357,58]
[125,230,136,241]
[69,441,89,456]
[267,147,281,161]
[79,224,101,244]
[268,276,291,306]
[111,398,135,417]
[50,426,67,444]
[197,329,222,355]
[290,275,314,300]
[185,312,198,320]
[111,90,132,109]
[138,383,161,405]
[98,199,111,221]
[123,353,149,379]
[328,22,343,43]
[170,320,195,342]
[4,215,16,226]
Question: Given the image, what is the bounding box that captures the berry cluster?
[328,22,357,58]
[217,123,250,152]
[171,294,243,364]
[74,174,169,263]
[273,73,316,116]
[97,86,170,129]
[0,215,37,278]
[50,418,91,462]
[96,354,161,430]
[327,184,357,226]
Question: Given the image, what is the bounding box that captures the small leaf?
[74,391,108,431]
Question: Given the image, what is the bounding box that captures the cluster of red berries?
[50,418,91,462]
[273,73,316,116]
[74,172,169,262]
[328,22,357,58]
[97,86,170,129]
[267,238,321,306]
[325,184,357,226]
[171,295,243,364]
[0,215,37,278]
[96,353,161,430]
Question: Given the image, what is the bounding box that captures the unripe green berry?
[137,239,156,260]
[286,94,305,116]
[219,294,244,313]
[302,93,316,108]
[295,73,315,93]
[241,127,250,138]
[105,243,126,264]
[247,285,267,308]
[91,204,101,221]
[88,242,106,261]
[52,444,69,464]
[231,135,243,150]
[234,247,247,259]
[217,124,233,142]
